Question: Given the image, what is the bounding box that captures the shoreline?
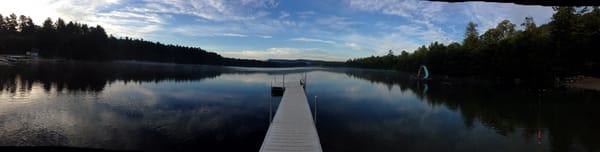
[4,59,600,92]
[567,76,600,91]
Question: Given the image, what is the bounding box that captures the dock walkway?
[260,81,322,152]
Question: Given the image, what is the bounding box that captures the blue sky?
[1,0,554,61]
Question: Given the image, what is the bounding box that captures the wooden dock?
[260,81,322,152]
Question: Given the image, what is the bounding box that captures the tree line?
[347,7,600,82]
[0,13,276,66]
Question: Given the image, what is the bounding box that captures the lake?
[0,61,599,152]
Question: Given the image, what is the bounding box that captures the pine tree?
[5,13,18,32]
[463,22,479,50]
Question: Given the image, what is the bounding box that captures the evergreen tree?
[5,13,18,32]
[522,17,537,31]
[42,18,54,31]
[463,22,479,50]
[347,6,600,84]
[0,14,6,32]
[18,15,35,33]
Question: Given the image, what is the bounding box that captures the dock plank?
[260,82,322,152]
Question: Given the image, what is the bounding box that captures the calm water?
[0,61,599,152]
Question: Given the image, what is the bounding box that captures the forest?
[347,7,600,81]
[0,14,276,67]
[2,6,599,78]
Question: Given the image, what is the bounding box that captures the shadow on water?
[329,68,600,152]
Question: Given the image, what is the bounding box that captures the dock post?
[303,73,308,89]
[269,87,273,124]
[314,96,318,124]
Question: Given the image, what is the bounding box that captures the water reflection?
[0,62,598,152]
[0,61,306,151]
[323,68,600,152]
[0,61,224,94]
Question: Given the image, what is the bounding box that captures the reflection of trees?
[0,61,224,93]
[0,61,320,94]
[0,61,298,151]
[337,68,600,152]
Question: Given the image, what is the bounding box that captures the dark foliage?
[0,14,276,67]
[429,0,600,6]
[347,7,600,82]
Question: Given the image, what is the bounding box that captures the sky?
[0,0,555,61]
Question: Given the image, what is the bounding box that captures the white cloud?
[349,0,445,20]
[344,42,363,51]
[291,37,336,45]
[348,0,455,44]
[339,33,421,55]
[279,11,290,19]
[346,0,552,51]
[87,11,168,37]
[220,48,347,61]
[315,16,357,31]
[1,0,284,38]
[170,20,288,38]
[0,0,166,37]
[460,2,553,31]
[221,33,248,37]
[138,0,277,21]
[0,0,117,24]
[396,24,453,44]
[259,35,273,38]
[297,11,316,19]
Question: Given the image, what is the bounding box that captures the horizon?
[1,0,554,61]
